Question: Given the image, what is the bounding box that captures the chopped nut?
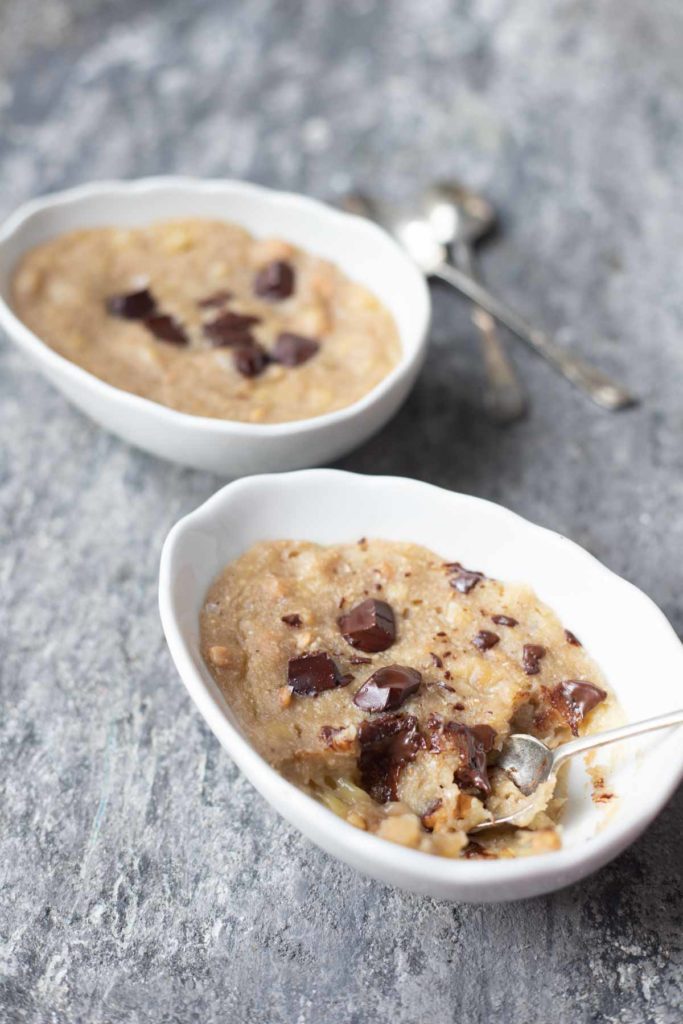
[377,812,421,847]
[346,811,368,830]
[207,645,237,668]
[262,574,289,598]
[14,265,43,298]
[320,724,357,752]
[308,264,335,299]
[278,685,293,709]
[163,227,194,253]
[67,332,88,353]
[309,387,333,407]
[110,229,134,250]
[208,261,230,281]
[346,283,380,311]
[46,278,80,306]
[295,630,313,651]
[295,301,330,336]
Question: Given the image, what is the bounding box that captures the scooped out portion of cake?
[200,538,614,859]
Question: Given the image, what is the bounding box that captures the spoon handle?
[552,708,683,770]
[433,262,636,411]
[454,241,527,425]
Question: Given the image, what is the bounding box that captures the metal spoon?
[469,708,683,834]
[341,192,636,411]
[421,180,527,424]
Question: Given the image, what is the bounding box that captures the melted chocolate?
[426,714,496,796]
[550,680,607,735]
[357,714,423,803]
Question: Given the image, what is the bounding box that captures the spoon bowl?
[422,180,496,248]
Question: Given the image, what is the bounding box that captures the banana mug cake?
[11,219,401,422]
[200,538,616,860]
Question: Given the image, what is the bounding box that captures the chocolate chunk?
[349,655,372,665]
[492,614,518,627]
[522,643,547,675]
[144,314,188,345]
[565,629,582,647]
[357,714,423,803]
[233,343,270,378]
[272,332,320,367]
[203,310,261,347]
[353,665,422,713]
[107,287,157,320]
[197,290,233,309]
[426,714,496,796]
[473,630,500,651]
[445,562,485,594]
[287,652,349,697]
[281,614,303,627]
[338,598,396,653]
[253,260,295,300]
[551,680,607,735]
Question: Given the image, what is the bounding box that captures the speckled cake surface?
[1,1,682,1022]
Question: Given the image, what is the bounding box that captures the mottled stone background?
[1,1,682,1021]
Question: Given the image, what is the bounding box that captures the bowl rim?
[0,176,430,437]
[158,468,683,894]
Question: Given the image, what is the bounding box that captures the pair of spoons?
[341,183,636,421]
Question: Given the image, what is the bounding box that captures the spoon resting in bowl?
[470,707,683,834]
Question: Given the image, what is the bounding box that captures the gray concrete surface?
[1,1,682,1021]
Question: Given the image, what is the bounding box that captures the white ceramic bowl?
[0,178,430,476]
[159,470,683,902]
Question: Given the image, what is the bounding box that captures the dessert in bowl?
[200,537,616,861]
[159,470,683,901]
[0,179,429,475]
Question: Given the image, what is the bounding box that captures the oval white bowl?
[159,470,683,902]
[0,178,430,476]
